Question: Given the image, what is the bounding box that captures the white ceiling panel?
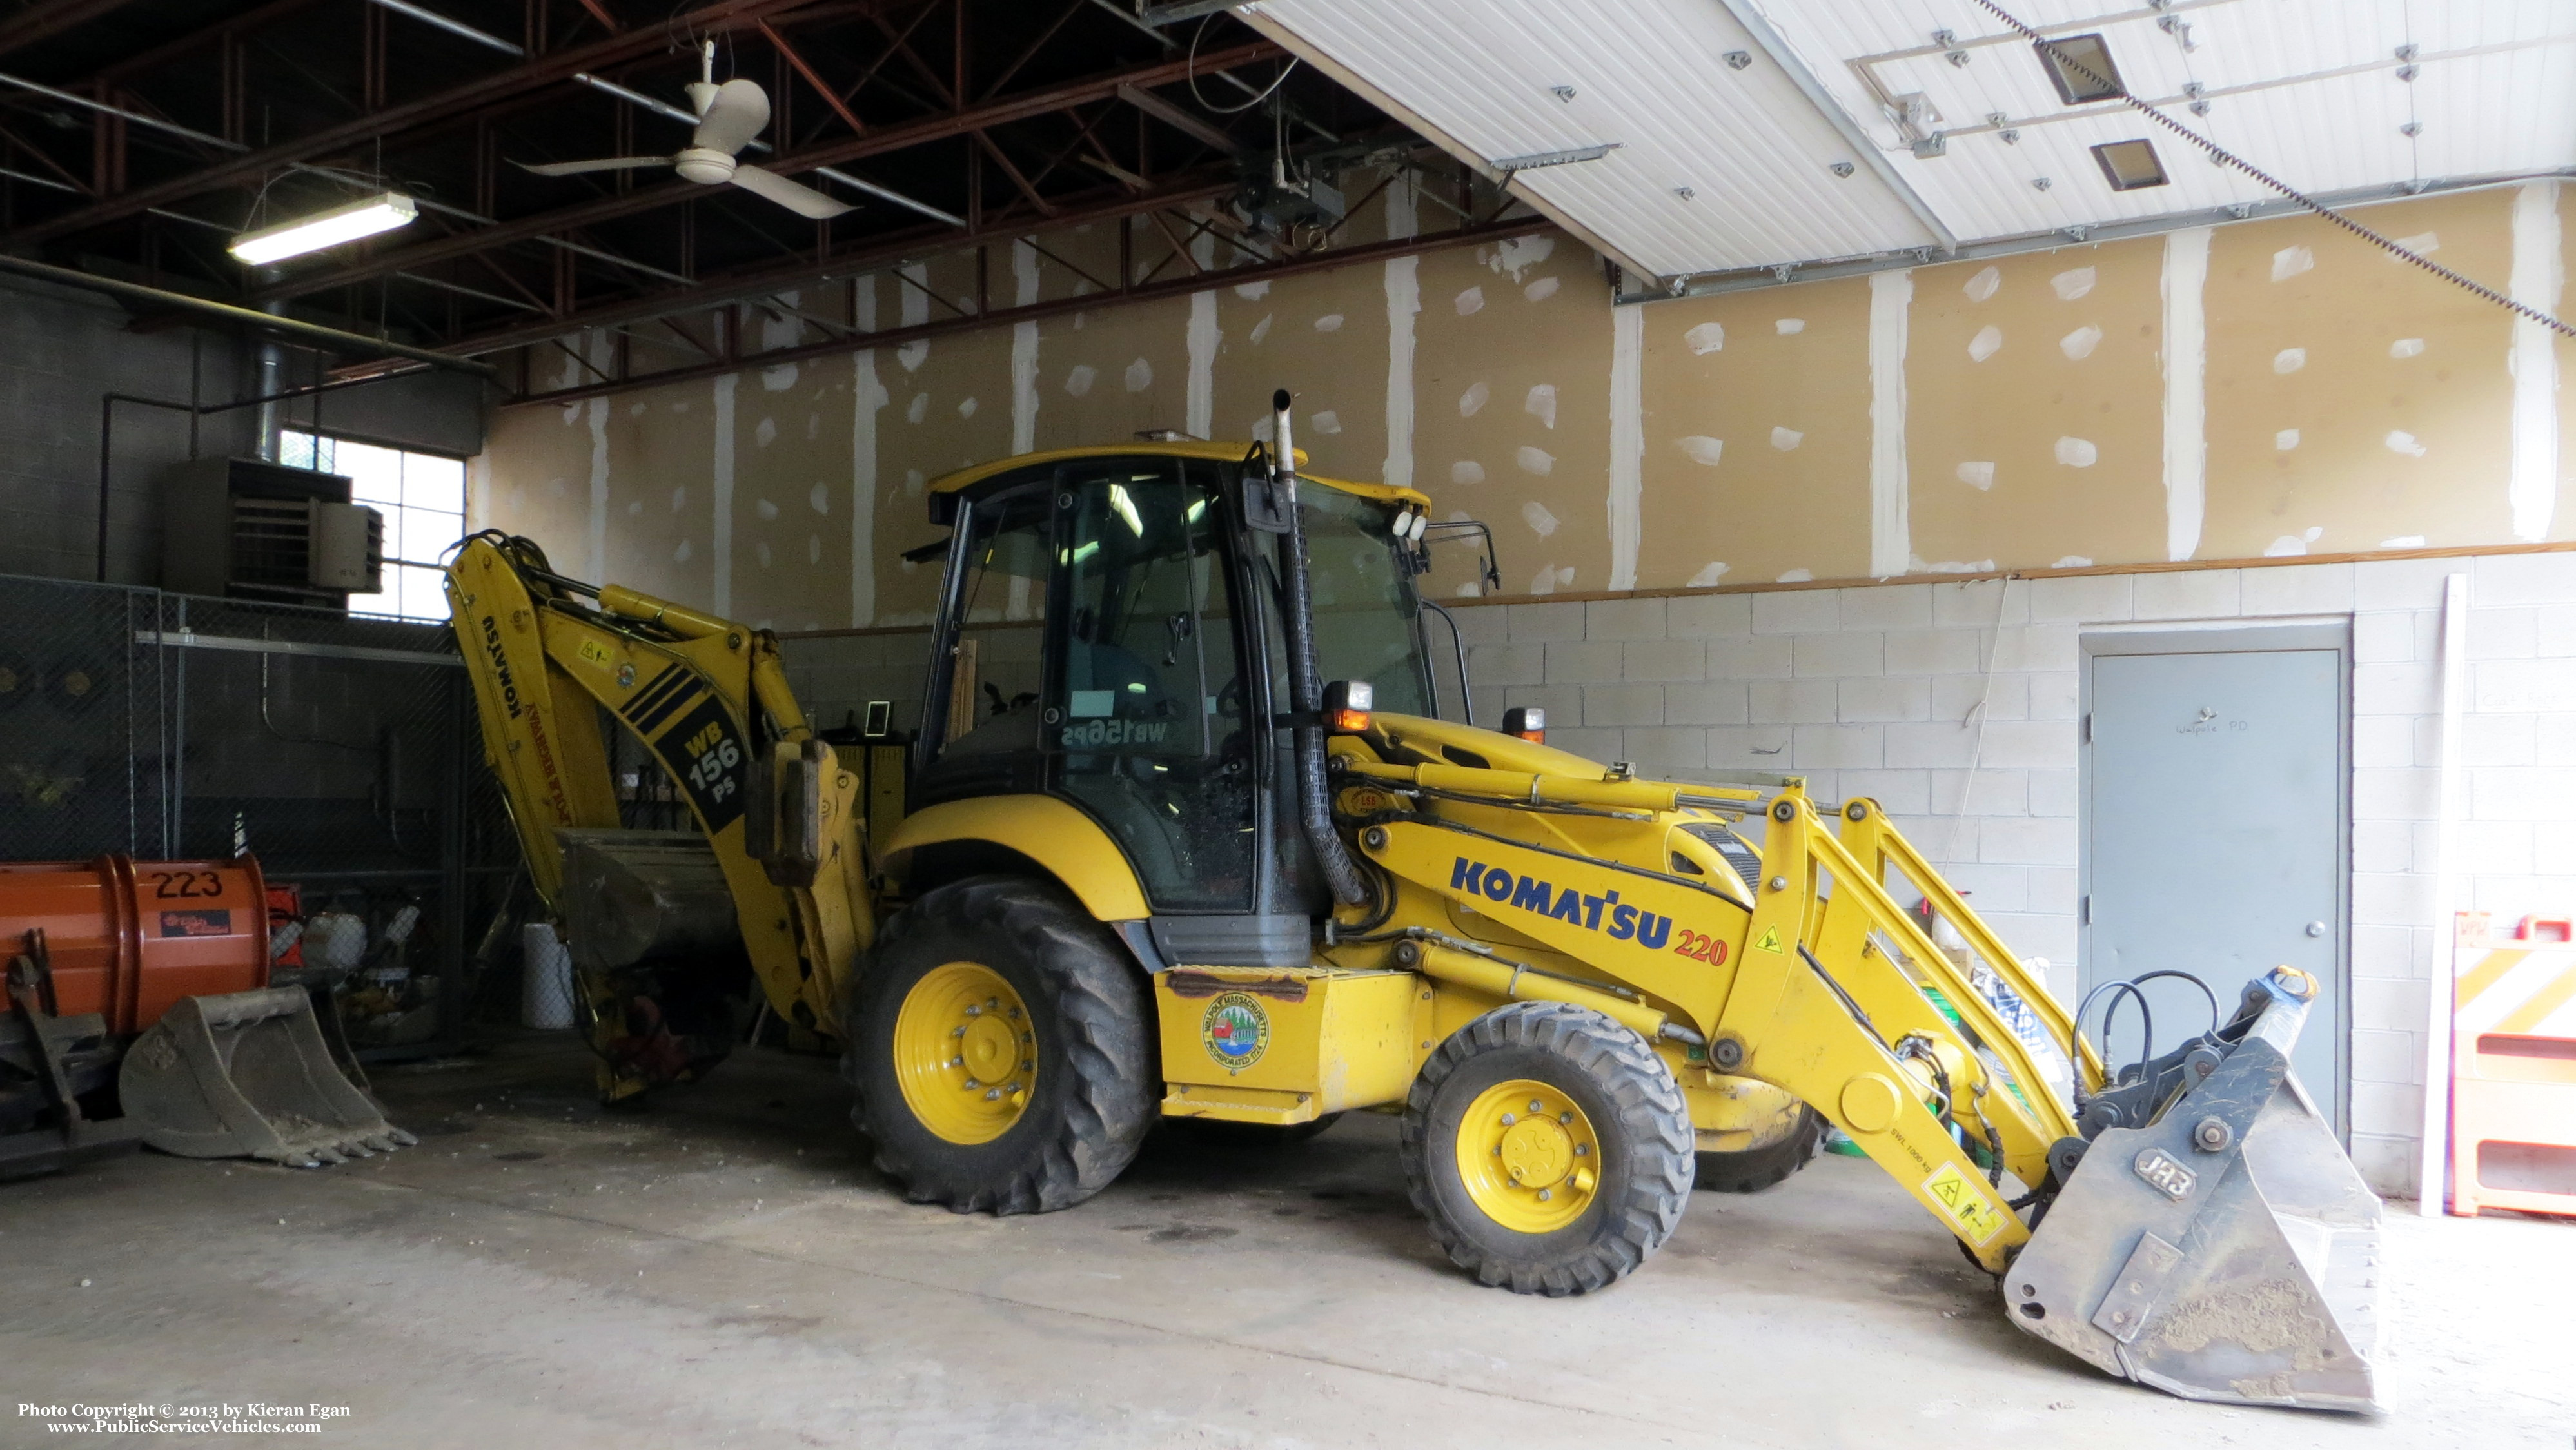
[1243,0,2576,288]
[1239,0,1942,277]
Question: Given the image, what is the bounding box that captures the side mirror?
[744,737,831,887]
[1240,465,1291,534]
[1324,679,1373,734]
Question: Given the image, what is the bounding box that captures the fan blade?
[691,79,771,157]
[516,157,675,177]
[730,164,854,219]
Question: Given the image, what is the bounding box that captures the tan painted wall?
[478,181,2574,623]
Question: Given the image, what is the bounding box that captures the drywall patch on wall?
[898,264,930,372]
[584,330,613,582]
[585,401,610,580]
[2508,180,2562,542]
[2161,226,2210,562]
[1186,289,1219,439]
[1868,269,1912,578]
[1012,240,1041,455]
[1608,303,1643,591]
[852,280,883,627]
[713,372,738,615]
[1384,165,1418,244]
[1385,254,1419,489]
[760,291,801,390]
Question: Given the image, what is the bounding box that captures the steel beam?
[450,171,1241,357]
[0,0,138,58]
[240,39,1281,306]
[504,214,1549,406]
[1115,81,1237,154]
[3,0,835,247]
[0,252,495,374]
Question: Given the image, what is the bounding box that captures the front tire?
[845,875,1155,1214]
[1401,1002,1693,1296]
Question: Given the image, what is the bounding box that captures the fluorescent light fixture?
[1491,142,1620,173]
[230,192,418,265]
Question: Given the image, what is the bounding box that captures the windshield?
[1285,484,1432,717]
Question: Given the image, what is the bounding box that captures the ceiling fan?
[516,42,852,219]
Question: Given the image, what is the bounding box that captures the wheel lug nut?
[965,1004,981,1017]
[1537,1188,1552,1202]
[1574,1144,1589,1156]
[1500,1113,1516,1126]
[949,1055,964,1067]
[983,1089,1002,1101]
[1528,1100,1543,1113]
[1558,1112,1573,1124]
[963,1078,980,1090]
[951,1026,965,1037]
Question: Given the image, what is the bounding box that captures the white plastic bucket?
[520,922,576,1030]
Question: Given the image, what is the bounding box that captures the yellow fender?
[880,796,1150,923]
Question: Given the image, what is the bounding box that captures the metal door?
[2081,627,2348,1135]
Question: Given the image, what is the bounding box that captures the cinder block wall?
[1450,551,2576,1196]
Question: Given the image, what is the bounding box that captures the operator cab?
[911,444,1440,961]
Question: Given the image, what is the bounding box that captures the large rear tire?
[1400,1002,1693,1296]
[1694,1102,1824,1193]
[845,875,1155,1214]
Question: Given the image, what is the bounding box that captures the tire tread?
[844,875,1154,1215]
[1399,1001,1693,1297]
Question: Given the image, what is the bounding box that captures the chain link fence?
[0,573,520,1057]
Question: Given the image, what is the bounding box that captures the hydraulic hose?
[1270,389,1369,907]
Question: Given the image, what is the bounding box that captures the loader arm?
[1339,716,2381,1409]
[1339,739,2090,1271]
[444,534,868,1042]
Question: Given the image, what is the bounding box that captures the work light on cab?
[1324,680,1373,734]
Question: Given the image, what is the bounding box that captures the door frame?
[2078,620,2352,1138]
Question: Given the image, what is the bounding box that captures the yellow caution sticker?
[1922,1161,2007,1245]
[1752,925,1784,954]
[577,638,615,669]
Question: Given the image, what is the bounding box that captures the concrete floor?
[3,1032,2568,1449]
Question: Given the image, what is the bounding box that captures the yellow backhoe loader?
[446,391,2383,1411]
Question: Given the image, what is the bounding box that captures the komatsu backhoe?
[447,391,2383,1411]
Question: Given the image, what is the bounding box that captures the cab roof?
[925,441,1433,510]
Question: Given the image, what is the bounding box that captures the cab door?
[1043,458,1260,917]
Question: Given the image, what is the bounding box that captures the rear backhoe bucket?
[118,987,417,1167]
[2005,968,2382,1411]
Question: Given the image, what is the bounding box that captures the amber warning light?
[1324,680,1373,734]
[1501,706,1544,744]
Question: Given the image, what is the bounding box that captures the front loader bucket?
[2006,968,2382,1411]
[118,987,417,1166]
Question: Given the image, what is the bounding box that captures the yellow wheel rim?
[892,961,1036,1145]
[1454,1077,1601,1234]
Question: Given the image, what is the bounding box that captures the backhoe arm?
[445,535,868,1041]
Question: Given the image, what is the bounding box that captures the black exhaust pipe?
[1270,389,1369,907]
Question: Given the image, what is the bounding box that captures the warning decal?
[1752,925,1784,954]
[1922,1161,2008,1245]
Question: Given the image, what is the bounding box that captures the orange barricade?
[2450,914,2576,1217]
